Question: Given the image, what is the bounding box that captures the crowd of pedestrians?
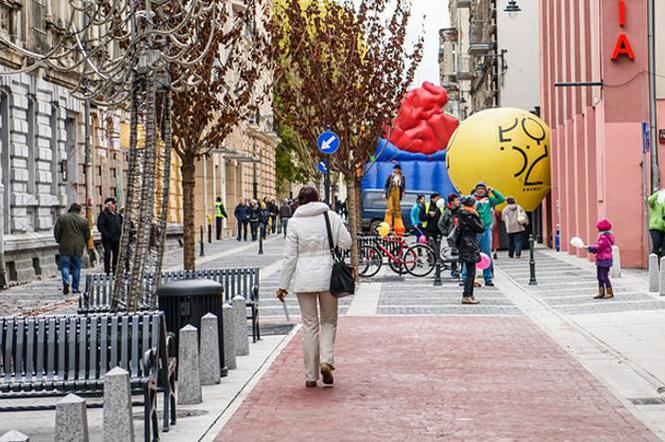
[234,197,297,241]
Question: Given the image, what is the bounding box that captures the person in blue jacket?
[410,194,426,241]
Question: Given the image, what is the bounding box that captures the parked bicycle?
[358,235,436,278]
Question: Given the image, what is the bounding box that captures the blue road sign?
[318,160,329,174]
[642,121,651,153]
[317,131,340,155]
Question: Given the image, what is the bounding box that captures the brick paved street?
[218,317,656,441]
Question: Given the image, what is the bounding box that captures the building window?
[27,95,37,195]
[29,0,47,52]
[0,89,11,234]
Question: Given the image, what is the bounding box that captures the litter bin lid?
[156,279,223,297]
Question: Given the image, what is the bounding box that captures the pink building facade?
[540,0,665,268]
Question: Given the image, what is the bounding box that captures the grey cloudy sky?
[407,1,450,87]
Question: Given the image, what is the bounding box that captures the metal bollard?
[208,223,212,244]
[200,226,205,257]
[258,227,264,255]
[433,238,442,286]
[528,234,537,285]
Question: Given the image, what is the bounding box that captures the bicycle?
[358,235,437,278]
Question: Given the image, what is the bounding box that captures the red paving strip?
[218,317,657,441]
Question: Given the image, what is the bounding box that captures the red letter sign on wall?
[612,0,635,60]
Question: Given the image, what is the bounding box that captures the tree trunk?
[345,177,360,272]
[182,152,197,271]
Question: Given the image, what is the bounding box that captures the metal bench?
[0,312,177,442]
[80,267,261,342]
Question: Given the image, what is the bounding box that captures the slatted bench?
[0,312,177,442]
[80,267,261,342]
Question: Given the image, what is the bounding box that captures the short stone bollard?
[610,245,622,278]
[200,313,221,385]
[0,431,29,442]
[103,367,134,442]
[223,303,237,370]
[178,324,203,405]
[233,296,249,356]
[56,394,89,442]
[649,253,659,292]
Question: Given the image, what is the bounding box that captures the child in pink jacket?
[586,219,615,299]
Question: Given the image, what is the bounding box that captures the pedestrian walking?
[214,197,228,240]
[502,196,529,258]
[410,194,426,241]
[422,193,443,244]
[97,197,122,275]
[268,199,279,234]
[438,193,461,278]
[54,203,90,295]
[585,219,615,300]
[259,200,270,240]
[234,198,250,241]
[279,199,293,238]
[456,196,485,304]
[276,186,352,388]
[648,190,665,258]
[248,200,260,241]
[461,182,505,286]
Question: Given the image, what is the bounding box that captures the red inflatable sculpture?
[386,82,459,155]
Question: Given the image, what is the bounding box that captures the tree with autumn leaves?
[171,0,270,270]
[270,0,423,266]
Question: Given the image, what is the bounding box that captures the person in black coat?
[234,198,250,241]
[248,200,260,241]
[97,197,123,274]
[259,201,271,240]
[456,196,485,304]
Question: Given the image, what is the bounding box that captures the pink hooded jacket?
[587,219,615,267]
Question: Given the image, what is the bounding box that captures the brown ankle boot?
[594,287,606,299]
[604,287,614,299]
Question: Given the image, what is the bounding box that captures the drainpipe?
[648,0,659,192]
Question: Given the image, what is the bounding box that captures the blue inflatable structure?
[362,139,458,198]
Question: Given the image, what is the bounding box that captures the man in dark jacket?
[457,196,485,304]
[97,197,122,275]
[234,198,250,241]
[259,201,271,240]
[422,193,443,242]
[55,203,90,294]
[438,193,461,278]
[279,199,293,238]
[268,199,279,234]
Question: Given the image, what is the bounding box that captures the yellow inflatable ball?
[377,221,390,238]
[446,108,551,212]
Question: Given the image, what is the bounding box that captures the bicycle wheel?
[359,245,382,277]
[403,243,437,277]
[389,258,407,275]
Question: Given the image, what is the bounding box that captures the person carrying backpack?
[438,193,461,279]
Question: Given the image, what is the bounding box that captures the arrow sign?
[317,130,340,155]
[317,160,329,174]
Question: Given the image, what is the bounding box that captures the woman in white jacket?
[276,186,352,388]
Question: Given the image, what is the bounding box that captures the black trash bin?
[157,279,227,377]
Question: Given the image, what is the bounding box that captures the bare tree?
[171,0,270,270]
[270,0,423,267]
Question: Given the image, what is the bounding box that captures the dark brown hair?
[297,186,320,206]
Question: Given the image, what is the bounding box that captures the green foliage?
[276,126,310,195]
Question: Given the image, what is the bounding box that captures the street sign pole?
[324,171,331,207]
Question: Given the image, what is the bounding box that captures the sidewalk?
[218,316,655,441]
[0,235,283,316]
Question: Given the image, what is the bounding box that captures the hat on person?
[104,197,116,204]
[597,219,612,231]
[506,196,516,205]
[461,196,476,207]
[475,182,487,190]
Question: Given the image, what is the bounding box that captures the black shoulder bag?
[323,211,355,298]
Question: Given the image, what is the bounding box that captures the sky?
[407,1,450,88]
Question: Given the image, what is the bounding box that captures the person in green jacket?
[54,203,91,294]
[648,190,665,257]
[461,182,505,286]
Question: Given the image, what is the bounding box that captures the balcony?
[468,20,492,55]
[457,0,471,8]
[440,27,458,43]
[456,55,473,81]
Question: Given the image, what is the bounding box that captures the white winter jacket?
[278,202,352,293]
